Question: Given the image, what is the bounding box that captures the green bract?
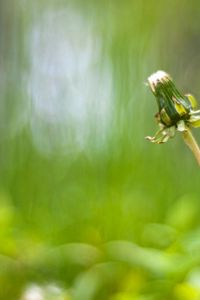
[146,71,200,144]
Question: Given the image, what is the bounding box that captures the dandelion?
[146,70,200,166]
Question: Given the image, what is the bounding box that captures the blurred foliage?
[1,0,200,299]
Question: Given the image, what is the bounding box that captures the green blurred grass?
[1,0,200,299]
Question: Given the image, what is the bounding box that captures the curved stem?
[182,129,200,166]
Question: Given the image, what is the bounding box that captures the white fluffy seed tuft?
[148,70,171,93]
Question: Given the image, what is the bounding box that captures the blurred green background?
[1,1,200,299]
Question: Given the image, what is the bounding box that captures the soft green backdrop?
[1,1,200,299]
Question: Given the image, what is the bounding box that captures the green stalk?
[182,129,200,166]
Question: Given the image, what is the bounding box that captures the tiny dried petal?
[177,120,187,132]
[189,115,200,128]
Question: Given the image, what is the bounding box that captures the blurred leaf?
[105,241,175,276]
[141,223,177,249]
[173,282,199,300]
[72,262,126,300]
[166,195,198,231]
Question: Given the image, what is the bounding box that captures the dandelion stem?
[182,128,200,166]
